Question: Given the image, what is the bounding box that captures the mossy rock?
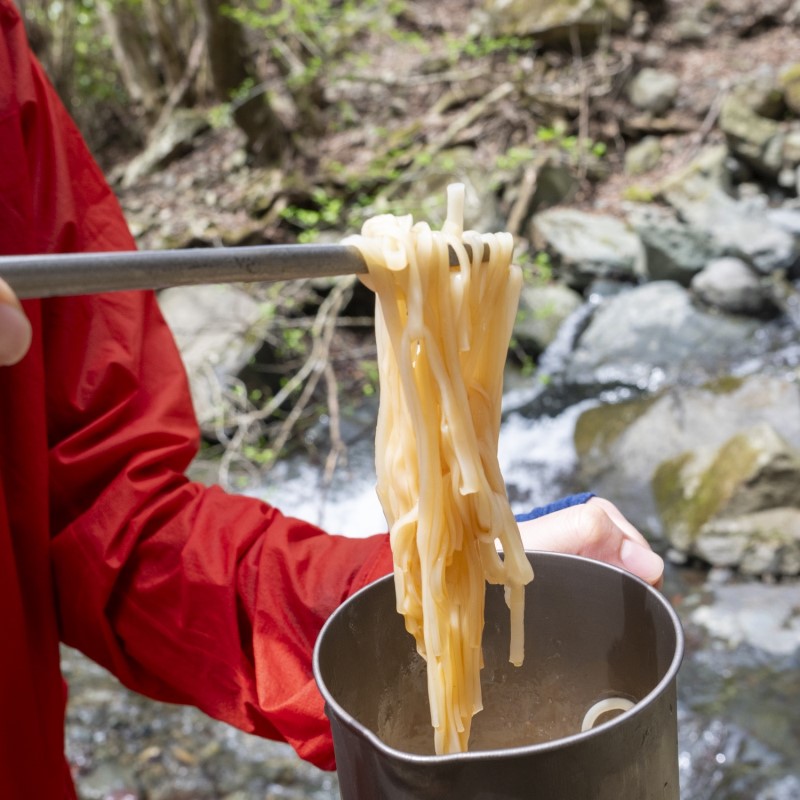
[652,423,800,555]
[573,395,657,463]
[780,63,800,116]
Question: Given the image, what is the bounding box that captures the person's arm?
[45,290,393,771]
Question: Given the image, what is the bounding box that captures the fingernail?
[620,538,664,583]
[0,302,32,366]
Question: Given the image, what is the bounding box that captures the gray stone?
[780,62,800,116]
[661,150,799,273]
[767,206,800,236]
[627,68,680,115]
[652,423,800,559]
[690,257,780,317]
[627,204,719,284]
[719,93,782,172]
[514,282,584,355]
[531,207,645,289]
[573,371,800,536]
[564,281,761,392]
[158,284,274,435]
[485,0,632,43]
[697,509,800,576]
[624,136,663,175]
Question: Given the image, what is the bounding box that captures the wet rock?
[563,281,760,394]
[531,208,645,289]
[690,257,781,317]
[627,68,680,116]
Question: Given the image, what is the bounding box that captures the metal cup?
[314,551,684,799]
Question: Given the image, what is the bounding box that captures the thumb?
[0,278,32,366]
[518,501,664,588]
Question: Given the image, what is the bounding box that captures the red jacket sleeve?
[1,0,393,770]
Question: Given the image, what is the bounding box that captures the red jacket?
[0,3,393,797]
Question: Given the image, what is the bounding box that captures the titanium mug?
[313,551,684,799]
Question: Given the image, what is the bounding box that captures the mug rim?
[312,550,685,765]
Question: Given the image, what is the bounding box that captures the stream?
[64,378,800,799]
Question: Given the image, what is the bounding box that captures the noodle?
[346,183,533,755]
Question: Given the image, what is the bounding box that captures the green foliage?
[444,31,534,62]
[228,0,409,93]
[535,122,606,161]
[280,187,346,242]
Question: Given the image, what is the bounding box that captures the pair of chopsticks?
[0,241,489,299]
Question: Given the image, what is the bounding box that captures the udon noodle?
[345,184,533,755]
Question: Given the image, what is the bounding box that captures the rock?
[779,62,800,116]
[624,136,663,175]
[767,205,800,237]
[122,110,210,188]
[732,67,787,120]
[660,148,799,273]
[627,204,720,284]
[696,509,800,576]
[485,0,632,44]
[719,91,783,176]
[531,208,645,289]
[572,371,800,535]
[514,282,584,355]
[627,68,680,116]
[157,284,274,435]
[562,281,761,394]
[652,423,800,575]
[690,257,780,318]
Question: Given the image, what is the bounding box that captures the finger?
[518,503,664,588]
[586,496,649,547]
[0,277,32,366]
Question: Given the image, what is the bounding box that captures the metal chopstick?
[0,240,489,299]
[0,244,369,299]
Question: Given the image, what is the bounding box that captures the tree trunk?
[197,0,291,166]
[96,0,164,119]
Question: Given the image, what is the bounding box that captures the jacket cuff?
[514,492,595,523]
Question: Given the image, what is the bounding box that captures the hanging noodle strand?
[345,184,533,755]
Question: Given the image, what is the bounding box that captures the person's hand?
[517,497,664,588]
[0,277,31,366]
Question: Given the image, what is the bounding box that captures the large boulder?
[573,371,800,536]
[531,208,645,289]
[158,284,274,435]
[652,424,800,575]
[561,281,761,394]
